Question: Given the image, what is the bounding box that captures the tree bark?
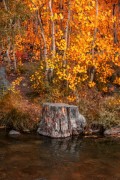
[37,103,86,138]
[63,0,71,65]
[3,0,7,11]
[6,43,11,67]
[49,0,56,58]
[13,46,17,71]
[30,0,49,80]
[90,0,98,82]
[37,10,48,68]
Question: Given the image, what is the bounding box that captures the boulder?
[0,67,9,96]
[22,128,30,134]
[9,130,21,136]
[86,123,105,135]
[104,126,120,136]
[37,103,86,138]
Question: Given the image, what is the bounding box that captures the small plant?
[0,85,7,97]
[8,77,23,94]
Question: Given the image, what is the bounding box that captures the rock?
[0,67,9,96]
[22,129,30,134]
[37,103,86,138]
[0,125,6,130]
[104,126,120,136]
[9,130,21,136]
[86,123,105,135]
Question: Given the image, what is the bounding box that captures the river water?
[0,132,120,180]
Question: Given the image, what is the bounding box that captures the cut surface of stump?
[37,103,86,138]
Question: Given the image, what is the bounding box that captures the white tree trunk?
[63,0,71,65]
[49,0,56,58]
[90,0,98,82]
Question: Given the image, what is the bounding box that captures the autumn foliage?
[0,0,120,102]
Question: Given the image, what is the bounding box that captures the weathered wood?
[37,103,86,138]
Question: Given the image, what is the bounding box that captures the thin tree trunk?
[63,0,71,65]
[113,4,118,43]
[37,10,49,81]
[37,11,48,63]
[30,0,48,76]
[3,0,7,11]
[90,0,98,82]
[48,0,56,82]
[3,0,12,68]
[13,46,17,71]
[62,0,71,92]
[60,0,63,30]
[6,45,11,67]
[49,0,56,58]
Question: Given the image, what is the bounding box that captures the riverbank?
[0,92,120,138]
[0,125,120,139]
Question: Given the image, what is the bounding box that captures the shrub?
[76,87,120,128]
[0,93,40,131]
[77,87,102,124]
[98,94,120,128]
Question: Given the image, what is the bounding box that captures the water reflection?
[42,136,83,158]
[0,132,120,180]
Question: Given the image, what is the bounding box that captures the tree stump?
[37,103,86,138]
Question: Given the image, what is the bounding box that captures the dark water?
[0,132,120,180]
